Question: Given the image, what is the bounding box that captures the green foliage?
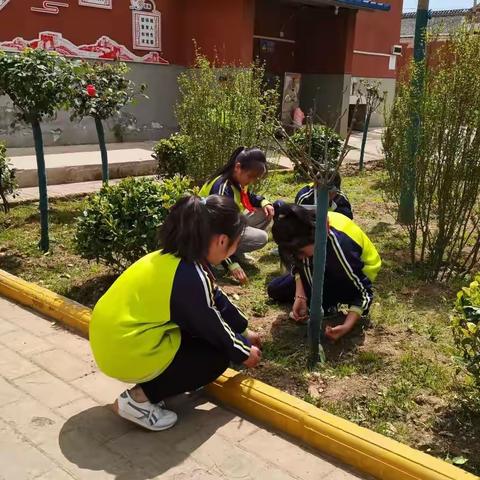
[383,26,480,279]
[287,124,342,170]
[175,52,279,181]
[0,49,73,123]
[74,176,191,270]
[153,133,190,178]
[0,142,17,213]
[69,61,144,121]
[452,275,480,387]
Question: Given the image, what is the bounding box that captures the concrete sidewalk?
[0,296,365,480]
[5,129,383,204]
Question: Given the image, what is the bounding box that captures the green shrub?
[383,26,480,279]
[0,142,17,213]
[74,176,191,270]
[452,275,480,387]
[287,125,342,175]
[153,133,191,178]
[175,52,279,182]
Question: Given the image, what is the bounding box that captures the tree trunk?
[308,183,329,367]
[31,119,49,252]
[94,116,109,184]
[359,111,371,171]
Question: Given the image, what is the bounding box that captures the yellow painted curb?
[0,269,90,337]
[0,268,477,480]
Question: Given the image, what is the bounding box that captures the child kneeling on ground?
[295,171,353,219]
[268,203,381,341]
[89,195,262,431]
[200,147,274,284]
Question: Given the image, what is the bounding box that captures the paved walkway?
[0,296,365,480]
[6,129,384,204]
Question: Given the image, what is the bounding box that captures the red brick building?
[0,0,401,146]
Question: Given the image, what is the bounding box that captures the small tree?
[70,61,145,184]
[0,142,17,213]
[273,105,358,366]
[0,49,73,251]
[383,26,480,280]
[357,80,386,171]
[175,52,279,182]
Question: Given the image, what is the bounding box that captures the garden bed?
[0,171,479,475]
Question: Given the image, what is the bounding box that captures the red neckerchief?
[201,261,217,284]
[240,188,255,213]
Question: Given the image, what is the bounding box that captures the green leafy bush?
[175,52,279,182]
[153,133,191,178]
[287,125,342,170]
[383,26,480,279]
[452,275,480,388]
[0,142,17,213]
[74,176,191,270]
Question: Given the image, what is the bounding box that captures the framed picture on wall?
[79,0,113,9]
[132,10,161,50]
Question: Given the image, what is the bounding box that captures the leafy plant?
[70,61,146,183]
[383,26,480,280]
[175,51,279,182]
[0,48,74,251]
[452,275,480,388]
[287,124,342,177]
[153,133,191,178]
[0,142,17,213]
[74,176,191,270]
[272,105,359,367]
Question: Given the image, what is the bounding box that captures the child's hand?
[263,204,275,220]
[245,329,262,348]
[231,266,248,285]
[292,297,308,322]
[243,345,262,368]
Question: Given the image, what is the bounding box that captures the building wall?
[0,0,255,147]
[0,63,186,148]
[180,0,255,65]
[352,0,403,78]
[300,74,352,134]
[350,0,403,128]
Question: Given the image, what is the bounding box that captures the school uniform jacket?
[296,212,381,315]
[200,175,270,214]
[295,184,354,220]
[200,175,271,270]
[89,252,250,383]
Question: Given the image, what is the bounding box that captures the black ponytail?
[160,195,246,263]
[272,202,316,267]
[210,146,268,182]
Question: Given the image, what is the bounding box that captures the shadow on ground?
[64,273,118,308]
[59,394,234,480]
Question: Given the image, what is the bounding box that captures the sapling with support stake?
[272,100,360,367]
[358,80,386,171]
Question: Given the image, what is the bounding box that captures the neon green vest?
[200,175,243,212]
[89,252,182,383]
[328,211,381,282]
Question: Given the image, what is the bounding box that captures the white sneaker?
[116,390,177,431]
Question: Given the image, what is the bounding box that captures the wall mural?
[0,0,169,64]
[0,31,168,64]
